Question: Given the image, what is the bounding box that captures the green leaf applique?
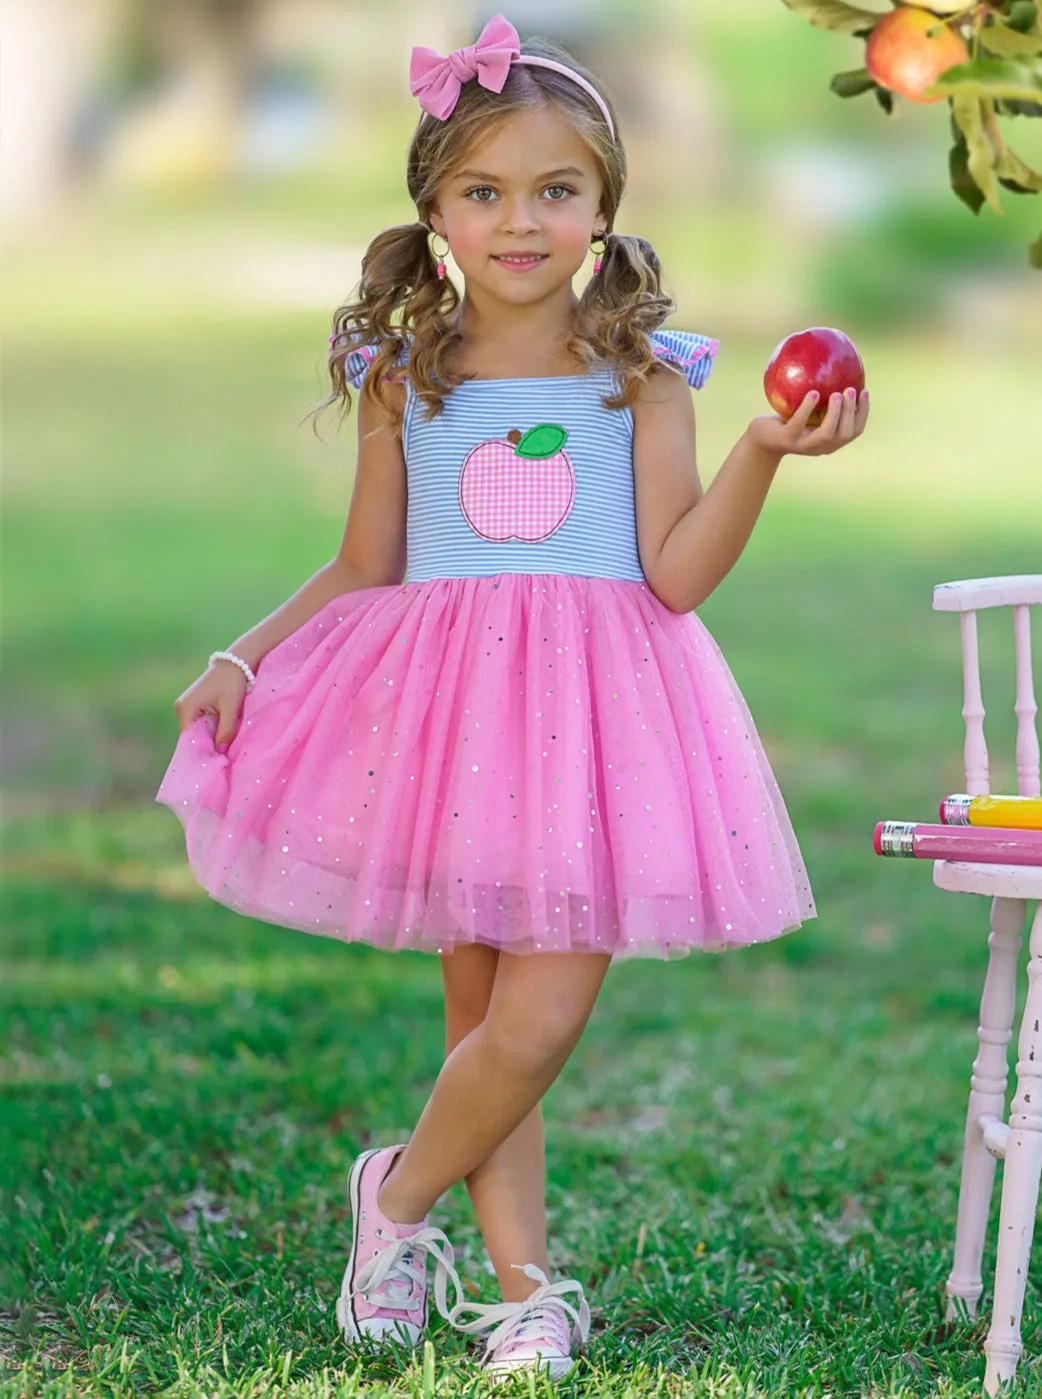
[514,424,568,459]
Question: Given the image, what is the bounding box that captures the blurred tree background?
[3,0,1040,836]
[6,0,1042,333]
[4,0,1040,854]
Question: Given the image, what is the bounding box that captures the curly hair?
[314,33,675,430]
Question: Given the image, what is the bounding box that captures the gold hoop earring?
[590,231,608,275]
[429,231,450,279]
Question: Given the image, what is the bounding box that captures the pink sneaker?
[335,1144,462,1348]
[448,1263,591,1381]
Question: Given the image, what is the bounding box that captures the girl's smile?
[491,251,550,271]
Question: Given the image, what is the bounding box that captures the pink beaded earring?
[430,231,450,280]
[590,231,607,276]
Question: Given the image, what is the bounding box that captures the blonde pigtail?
[571,233,675,407]
[312,221,462,431]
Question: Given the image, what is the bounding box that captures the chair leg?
[983,900,1042,1397]
[946,896,1026,1322]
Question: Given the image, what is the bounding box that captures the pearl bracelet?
[209,650,257,690]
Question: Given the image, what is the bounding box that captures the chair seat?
[933,859,1042,899]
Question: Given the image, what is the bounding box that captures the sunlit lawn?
[3,257,1041,1398]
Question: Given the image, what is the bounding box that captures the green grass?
[3,298,1040,1397]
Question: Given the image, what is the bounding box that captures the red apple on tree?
[865,7,969,105]
[781,0,1042,269]
[763,328,865,427]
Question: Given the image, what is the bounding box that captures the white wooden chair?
[932,575,1042,1395]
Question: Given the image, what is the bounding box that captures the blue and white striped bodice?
[345,329,718,584]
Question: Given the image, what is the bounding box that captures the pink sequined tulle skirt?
[155,574,815,959]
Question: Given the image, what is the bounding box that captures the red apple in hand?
[763,328,865,427]
[866,8,969,104]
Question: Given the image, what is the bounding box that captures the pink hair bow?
[410,13,520,121]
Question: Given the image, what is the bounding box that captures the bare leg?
[378,947,611,1300]
[464,1110,548,1301]
[436,945,551,1300]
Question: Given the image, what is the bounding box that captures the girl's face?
[430,104,606,307]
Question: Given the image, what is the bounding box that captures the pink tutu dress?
[156,329,815,959]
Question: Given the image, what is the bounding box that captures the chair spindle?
[961,609,989,795]
[1013,603,1040,799]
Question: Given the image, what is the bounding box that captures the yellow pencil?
[939,794,1042,831]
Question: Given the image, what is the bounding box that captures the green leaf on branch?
[950,136,993,215]
[995,144,1042,192]
[952,94,1005,215]
[995,98,1042,115]
[830,67,879,97]
[874,85,894,113]
[979,21,1042,59]
[1005,2,1039,35]
[949,133,986,213]
[923,56,1042,103]
[781,0,888,35]
[1029,230,1042,267]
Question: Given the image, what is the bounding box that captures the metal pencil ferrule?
[940,794,972,826]
[879,820,916,857]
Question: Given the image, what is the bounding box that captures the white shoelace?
[351,1225,465,1320]
[446,1263,590,1358]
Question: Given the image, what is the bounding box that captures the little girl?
[157,13,868,1382]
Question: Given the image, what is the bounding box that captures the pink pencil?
[874,821,1042,866]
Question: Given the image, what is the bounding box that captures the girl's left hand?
[746,386,870,459]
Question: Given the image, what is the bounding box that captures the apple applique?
[459,423,576,543]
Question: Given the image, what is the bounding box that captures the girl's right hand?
[173,659,248,753]
[746,386,868,458]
